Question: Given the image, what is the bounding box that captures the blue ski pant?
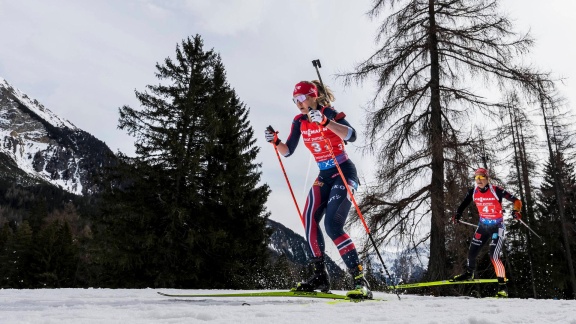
[303,160,360,270]
[466,222,506,279]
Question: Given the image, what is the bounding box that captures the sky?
[1,0,576,262]
[1,288,575,323]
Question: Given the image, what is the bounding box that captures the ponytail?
[311,80,335,106]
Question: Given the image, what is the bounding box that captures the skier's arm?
[455,189,474,217]
[321,107,356,142]
[327,117,356,142]
[274,141,290,156]
[280,116,303,157]
[495,186,522,212]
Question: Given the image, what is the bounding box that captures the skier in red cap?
[264,80,371,299]
[451,168,523,297]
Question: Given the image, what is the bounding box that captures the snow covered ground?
[1,289,575,324]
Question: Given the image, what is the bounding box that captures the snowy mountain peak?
[0,77,77,130]
[0,76,116,195]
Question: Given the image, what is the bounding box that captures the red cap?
[474,168,489,177]
[293,82,318,97]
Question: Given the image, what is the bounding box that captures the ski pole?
[517,218,542,240]
[457,220,478,228]
[507,210,543,240]
[267,126,305,228]
[311,59,401,300]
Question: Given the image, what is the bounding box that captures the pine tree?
[0,221,34,287]
[94,35,270,288]
[0,223,12,249]
[32,220,79,287]
[536,154,576,298]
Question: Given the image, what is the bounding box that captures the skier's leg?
[324,177,359,268]
[489,224,508,297]
[489,225,506,278]
[302,177,328,258]
[453,226,489,281]
[324,176,371,298]
[294,177,331,292]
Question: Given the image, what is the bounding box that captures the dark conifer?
[0,221,34,287]
[94,35,270,288]
[536,154,576,298]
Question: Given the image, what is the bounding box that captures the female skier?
[452,168,522,298]
[265,80,371,299]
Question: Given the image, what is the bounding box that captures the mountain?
[366,245,428,286]
[0,77,116,195]
[266,219,347,285]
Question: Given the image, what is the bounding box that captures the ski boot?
[495,277,508,298]
[451,270,474,282]
[292,256,331,293]
[346,264,373,300]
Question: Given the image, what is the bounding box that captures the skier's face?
[474,174,488,187]
[293,94,315,114]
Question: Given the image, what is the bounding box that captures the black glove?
[452,213,461,224]
[511,210,522,220]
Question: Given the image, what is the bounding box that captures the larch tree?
[498,91,540,298]
[342,0,551,280]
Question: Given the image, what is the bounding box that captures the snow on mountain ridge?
[0,76,100,195]
[0,77,77,130]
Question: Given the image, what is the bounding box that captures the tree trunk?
[427,0,446,280]
[509,107,537,298]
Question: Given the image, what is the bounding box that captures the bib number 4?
[482,205,495,213]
